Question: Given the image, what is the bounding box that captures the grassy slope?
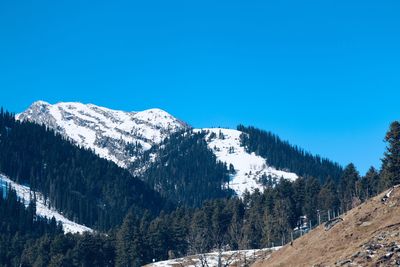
[253,187,400,267]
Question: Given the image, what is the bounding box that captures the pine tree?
[303,177,321,224]
[272,198,292,246]
[381,121,400,188]
[227,199,244,250]
[116,213,143,267]
[188,210,211,254]
[339,163,360,211]
[318,177,339,212]
[361,167,380,199]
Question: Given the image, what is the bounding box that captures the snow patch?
[196,128,298,197]
[0,174,92,234]
[148,247,282,267]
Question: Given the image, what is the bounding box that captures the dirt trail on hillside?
[253,186,400,267]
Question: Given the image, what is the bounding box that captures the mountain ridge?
[16,101,188,169]
[16,101,342,198]
[0,109,169,230]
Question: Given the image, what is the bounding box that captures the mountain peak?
[31,100,50,106]
[17,101,188,169]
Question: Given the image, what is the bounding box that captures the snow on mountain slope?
[16,101,298,197]
[197,128,298,197]
[16,101,187,170]
[0,174,92,234]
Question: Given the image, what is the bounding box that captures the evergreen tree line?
[0,185,115,267]
[112,163,380,266]
[133,130,234,207]
[0,160,386,267]
[0,109,169,231]
[237,125,343,182]
[1,117,399,266]
[109,121,400,266]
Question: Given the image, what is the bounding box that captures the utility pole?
[317,210,321,225]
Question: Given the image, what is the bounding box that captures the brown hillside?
[253,186,400,267]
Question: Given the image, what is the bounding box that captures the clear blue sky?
[1,0,399,174]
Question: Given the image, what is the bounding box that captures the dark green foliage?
[4,109,399,266]
[359,167,380,200]
[381,121,400,188]
[20,232,115,267]
[115,212,145,267]
[0,159,384,266]
[339,163,360,211]
[136,130,233,207]
[0,186,114,267]
[109,177,352,264]
[318,177,340,211]
[303,176,321,223]
[0,187,62,247]
[237,125,343,182]
[0,109,168,231]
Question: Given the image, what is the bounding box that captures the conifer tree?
[339,163,360,211]
[318,177,339,212]
[381,121,400,188]
[303,176,321,223]
[361,167,380,199]
[116,213,143,267]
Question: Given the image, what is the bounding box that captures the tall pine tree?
[381,121,400,188]
[339,163,360,211]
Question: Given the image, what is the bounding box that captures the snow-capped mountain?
[0,174,92,234]
[17,101,299,197]
[17,101,188,170]
[198,128,298,197]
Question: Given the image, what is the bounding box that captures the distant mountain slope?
[253,186,400,267]
[17,101,187,170]
[0,109,168,230]
[0,174,92,234]
[238,125,343,182]
[16,101,342,200]
[198,128,298,197]
[136,130,233,207]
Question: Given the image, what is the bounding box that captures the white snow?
[147,247,281,267]
[16,101,187,170]
[16,101,299,197]
[196,128,298,197]
[0,174,93,234]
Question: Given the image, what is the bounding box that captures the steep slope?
[253,186,400,267]
[17,101,342,199]
[238,125,343,182]
[0,110,168,230]
[17,102,301,198]
[0,174,92,234]
[198,128,298,197]
[16,101,187,170]
[137,130,233,207]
